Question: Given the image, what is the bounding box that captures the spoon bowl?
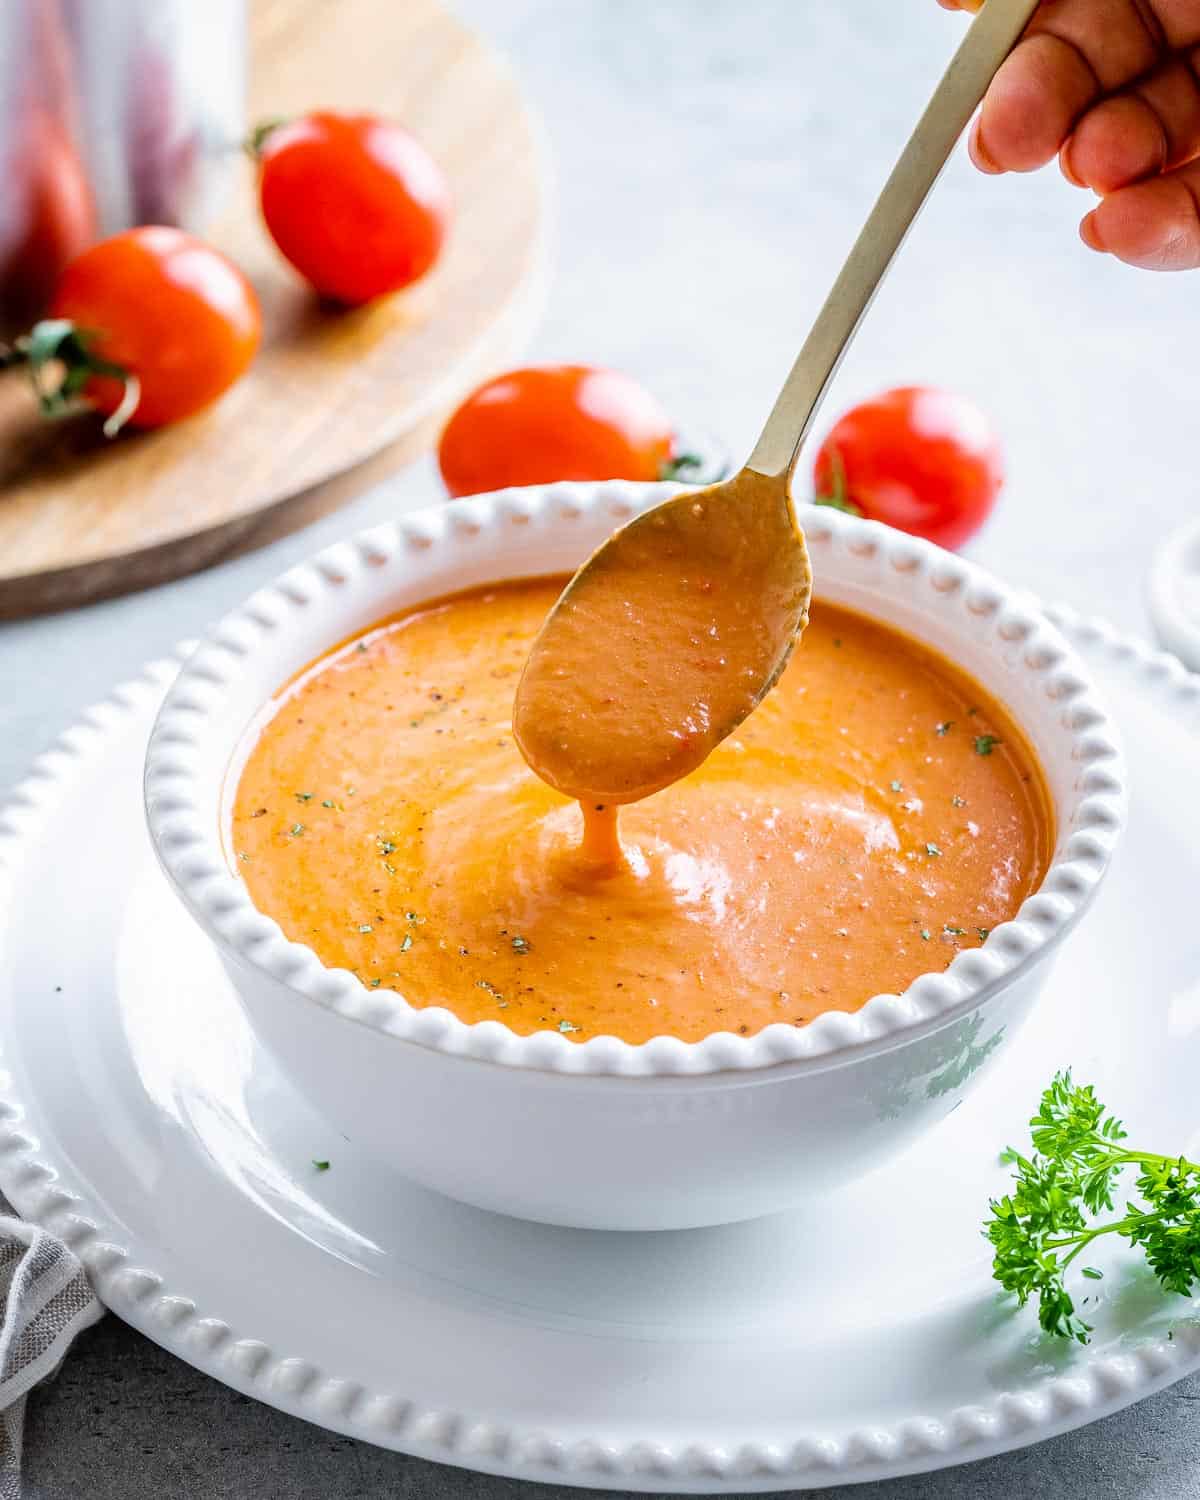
[512,467,811,805]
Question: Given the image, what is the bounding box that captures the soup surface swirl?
[232,577,1052,1044]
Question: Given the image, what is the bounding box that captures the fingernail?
[968,117,1002,175]
[1080,210,1107,252]
[1060,142,1086,189]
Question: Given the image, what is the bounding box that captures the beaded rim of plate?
[1,613,1198,1483]
[143,482,1127,1077]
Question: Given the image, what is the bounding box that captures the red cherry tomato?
[438,365,675,498]
[255,112,451,305]
[813,387,1004,551]
[49,226,261,428]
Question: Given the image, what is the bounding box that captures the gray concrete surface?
[4,0,1199,1495]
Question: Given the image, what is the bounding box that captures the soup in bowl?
[145,483,1125,1230]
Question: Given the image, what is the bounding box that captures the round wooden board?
[0,0,546,619]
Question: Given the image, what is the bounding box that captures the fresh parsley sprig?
[986,1071,1200,1343]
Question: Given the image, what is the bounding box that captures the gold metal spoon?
[514,0,1039,811]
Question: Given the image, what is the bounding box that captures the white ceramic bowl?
[145,482,1126,1230]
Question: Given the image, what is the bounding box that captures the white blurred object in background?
[1150,517,1200,672]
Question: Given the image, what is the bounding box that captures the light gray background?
[5,1,1198,1496]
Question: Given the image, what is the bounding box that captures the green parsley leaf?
[558,1019,581,1034]
[936,721,954,737]
[312,1159,330,1171]
[986,1071,1200,1343]
[295,791,313,803]
[974,734,1002,756]
[511,935,531,954]
[925,842,942,857]
[400,933,413,953]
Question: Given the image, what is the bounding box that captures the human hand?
[938,0,1200,269]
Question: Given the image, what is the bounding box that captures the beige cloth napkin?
[0,1202,102,1499]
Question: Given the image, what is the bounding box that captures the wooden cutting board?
[0,0,545,618]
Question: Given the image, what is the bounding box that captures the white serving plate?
[0,611,1196,1492]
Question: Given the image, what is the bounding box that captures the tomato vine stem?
[0,319,139,435]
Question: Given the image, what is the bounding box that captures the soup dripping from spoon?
[513,0,1039,866]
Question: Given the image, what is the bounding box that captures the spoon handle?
[747,0,1040,481]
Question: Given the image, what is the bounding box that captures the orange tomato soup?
[231,578,1052,1044]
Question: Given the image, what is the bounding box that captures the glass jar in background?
[0,0,245,331]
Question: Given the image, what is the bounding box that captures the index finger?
[968,0,1200,173]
